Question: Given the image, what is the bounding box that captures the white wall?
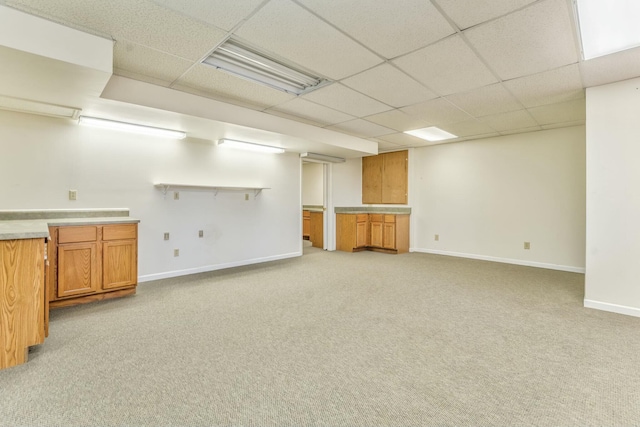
[412,127,586,272]
[0,110,302,281]
[301,162,323,206]
[585,77,640,317]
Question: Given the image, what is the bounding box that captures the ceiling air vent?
[202,38,331,96]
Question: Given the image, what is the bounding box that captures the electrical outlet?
[524,242,531,250]
[164,232,170,241]
[173,191,180,200]
[245,193,249,201]
[199,230,203,238]
[68,190,77,201]
[434,234,439,241]
[174,249,179,257]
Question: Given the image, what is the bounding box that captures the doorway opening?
[301,161,331,253]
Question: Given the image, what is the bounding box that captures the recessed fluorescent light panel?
[574,0,640,59]
[404,127,457,142]
[300,152,346,163]
[78,116,186,139]
[202,38,331,95]
[218,138,284,154]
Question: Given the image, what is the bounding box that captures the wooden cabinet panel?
[58,226,97,244]
[355,220,368,248]
[370,221,383,248]
[382,150,408,204]
[309,212,323,249]
[57,243,99,298]
[1,238,46,370]
[362,150,408,204]
[103,224,136,241]
[336,213,410,254]
[103,240,137,289]
[383,223,396,249]
[362,155,383,204]
[302,210,310,239]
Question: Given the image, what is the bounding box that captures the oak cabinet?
[336,213,409,254]
[302,210,310,239]
[309,211,323,249]
[362,150,408,204]
[49,223,138,308]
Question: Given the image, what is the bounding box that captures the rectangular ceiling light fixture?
[218,138,284,154]
[574,0,640,59]
[404,126,457,142]
[202,38,331,95]
[300,152,346,163]
[78,116,186,139]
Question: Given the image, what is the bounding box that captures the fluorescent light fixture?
[0,95,80,119]
[78,116,186,139]
[404,126,457,142]
[203,38,331,95]
[574,0,640,59]
[218,138,284,154]
[300,152,346,163]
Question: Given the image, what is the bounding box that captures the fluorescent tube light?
[78,116,186,139]
[404,126,457,142]
[574,0,640,59]
[218,138,284,154]
[0,95,80,119]
[300,152,346,163]
[203,39,331,95]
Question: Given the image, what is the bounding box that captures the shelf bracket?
[159,185,170,196]
[254,189,263,199]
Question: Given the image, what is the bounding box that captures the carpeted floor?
[1,248,639,426]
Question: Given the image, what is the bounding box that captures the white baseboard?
[410,248,585,273]
[583,299,640,318]
[138,251,302,282]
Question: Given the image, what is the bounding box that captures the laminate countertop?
[0,209,139,241]
[334,206,412,215]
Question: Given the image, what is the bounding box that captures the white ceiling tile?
[393,35,498,95]
[499,126,543,136]
[541,121,585,130]
[297,0,454,59]
[464,0,579,80]
[302,84,391,117]
[435,0,537,30]
[445,83,522,117]
[342,64,437,108]
[364,110,430,132]
[580,46,640,87]
[527,98,586,125]
[263,109,330,127]
[235,0,382,80]
[503,64,584,108]
[378,132,433,147]
[400,98,474,126]
[478,109,539,132]
[149,0,264,31]
[267,98,354,126]
[174,64,295,109]
[114,40,193,86]
[440,119,497,137]
[9,0,228,60]
[327,119,395,138]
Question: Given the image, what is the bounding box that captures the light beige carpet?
[1,248,639,426]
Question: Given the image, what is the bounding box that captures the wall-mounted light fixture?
[300,152,346,163]
[217,138,284,154]
[78,116,186,139]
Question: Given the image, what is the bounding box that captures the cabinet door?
[302,211,310,238]
[57,243,99,298]
[383,223,396,249]
[382,150,408,204]
[370,221,383,248]
[103,240,137,290]
[309,212,323,249]
[355,220,368,248]
[362,155,383,204]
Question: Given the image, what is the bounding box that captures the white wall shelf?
[154,183,269,198]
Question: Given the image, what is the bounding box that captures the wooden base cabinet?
[49,223,138,308]
[337,213,409,254]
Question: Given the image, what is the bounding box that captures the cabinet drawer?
[103,224,137,241]
[356,214,368,222]
[384,215,396,223]
[58,226,97,244]
[369,214,383,223]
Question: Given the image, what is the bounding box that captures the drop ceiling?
[1,0,639,154]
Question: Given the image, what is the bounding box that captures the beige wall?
[302,162,323,206]
[411,126,586,271]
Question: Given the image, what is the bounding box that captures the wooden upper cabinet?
[362,150,408,204]
[362,154,383,204]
